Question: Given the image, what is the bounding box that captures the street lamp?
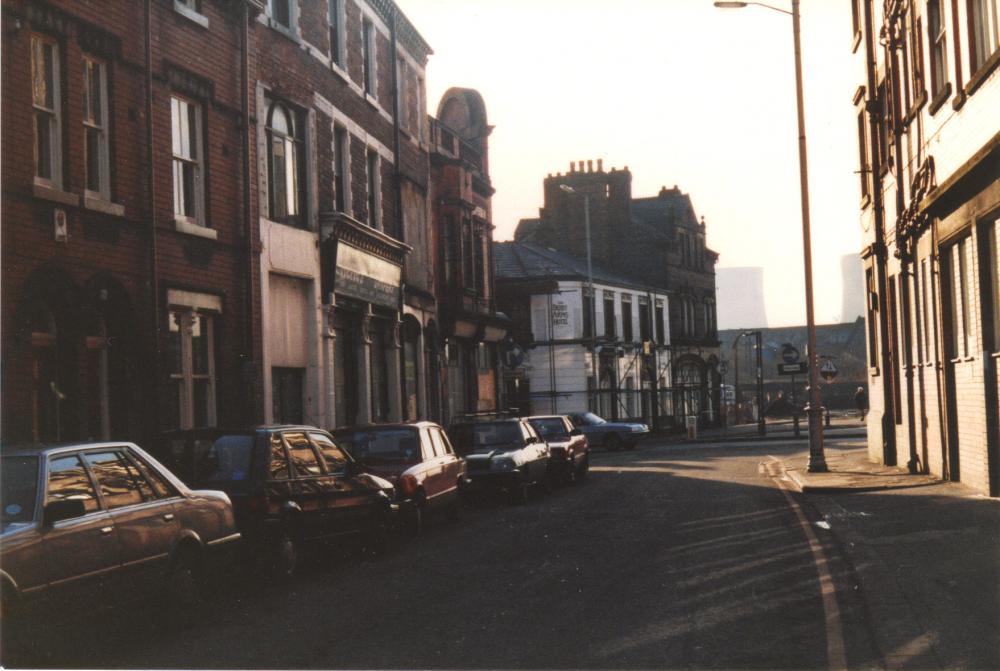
[560,184,598,413]
[715,0,826,471]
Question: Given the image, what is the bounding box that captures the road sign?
[778,362,808,375]
[781,344,800,364]
[820,359,838,381]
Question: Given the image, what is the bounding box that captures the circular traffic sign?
[781,344,800,364]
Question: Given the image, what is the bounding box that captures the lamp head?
[714,1,749,7]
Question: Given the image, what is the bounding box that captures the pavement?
[662,414,869,444]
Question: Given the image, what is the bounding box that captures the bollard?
[793,414,801,437]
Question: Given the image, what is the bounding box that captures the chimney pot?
[569,162,575,173]
[597,159,603,171]
[587,160,593,172]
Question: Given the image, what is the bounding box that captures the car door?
[283,432,332,540]
[81,449,180,585]
[520,422,548,484]
[41,452,122,604]
[433,427,464,499]
[423,428,449,507]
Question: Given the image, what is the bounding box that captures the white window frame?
[171,95,206,227]
[328,0,346,69]
[415,75,425,142]
[174,0,209,28]
[32,34,62,189]
[362,18,377,98]
[83,56,111,201]
[928,0,949,96]
[265,98,306,227]
[167,296,219,430]
[333,124,351,213]
[397,56,408,132]
[366,148,381,229]
[266,0,298,36]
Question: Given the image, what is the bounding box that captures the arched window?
[266,100,305,227]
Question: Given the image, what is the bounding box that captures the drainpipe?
[240,1,257,424]
[864,0,897,464]
[145,0,160,437]
[390,9,403,245]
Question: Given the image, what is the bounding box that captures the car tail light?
[399,473,419,496]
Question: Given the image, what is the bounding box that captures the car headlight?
[491,459,516,472]
[632,425,647,432]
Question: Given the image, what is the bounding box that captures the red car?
[526,415,591,484]
[333,423,466,535]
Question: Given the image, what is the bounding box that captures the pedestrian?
[854,386,868,421]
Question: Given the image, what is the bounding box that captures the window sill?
[33,182,79,207]
[928,83,952,115]
[869,366,880,377]
[965,49,1000,98]
[851,30,862,54]
[173,1,209,28]
[330,61,351,84]
[364,92,379,109]
[860,193,871,210]
[83,195,125,217]
[268,19,300,44]
[951,90,967,111]
[903,90,927,126]
[175,217,218,240]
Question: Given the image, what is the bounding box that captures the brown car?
[526,415,591,484]
[333,423,466,535]
[0,442,240,622]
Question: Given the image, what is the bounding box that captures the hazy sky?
[398,0,862,327]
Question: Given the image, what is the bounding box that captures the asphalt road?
[6,438,883,669]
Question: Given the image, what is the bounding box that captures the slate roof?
[493,241,666,293]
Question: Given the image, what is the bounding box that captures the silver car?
[1,441,240,620]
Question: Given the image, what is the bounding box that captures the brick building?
[2,0,263,444]
[252,0,434,428]
[512,162,720,427]
[852,0,999,495]
[429,88,507,424]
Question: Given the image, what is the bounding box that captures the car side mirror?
[43,499,86,526]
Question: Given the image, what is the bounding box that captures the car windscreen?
[338,429,420,462]
[529,418,569,439]
[449,422,523,455]
[2,456,39,530]
[579,412,606,425]
[196,435,255,483]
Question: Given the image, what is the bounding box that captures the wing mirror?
[43,499,86,526]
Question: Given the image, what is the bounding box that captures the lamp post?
[714,0,826,470]
[560,184,598,413]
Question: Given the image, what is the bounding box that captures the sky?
[397,0,863,327]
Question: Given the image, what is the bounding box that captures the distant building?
[853,1,999,496]
[508,161,720,427]
[839,254,864,323]
[494,241,671,428]
[717,267,768,330]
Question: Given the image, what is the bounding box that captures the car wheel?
[167,546,202,611]
[271,528,299,580]
[407,500,424,538]
[577,455,590,481]
[605,434,622,451]
[510,482,530,505]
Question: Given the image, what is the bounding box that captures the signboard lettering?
[334,243,401,309]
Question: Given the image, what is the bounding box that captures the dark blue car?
[566,412,648,451]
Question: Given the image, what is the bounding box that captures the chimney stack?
[587,160,593,172]
[569,161,576,173]
[597,158,603,171]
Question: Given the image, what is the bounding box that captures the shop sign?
[335,243,401,308]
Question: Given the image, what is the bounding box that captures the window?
[851,0,861,38]
[46,455,98,515]
[875,80,891,169]
[83,58,110,199]
[329,0,345,68]
[397,57,408,131]
[921,258,932,362]
[174,0,208,26]
[928,0,949,97]
[474,228,485,294]
[583,288,595,339]
[32,35,62,187]
[266,100,305,227]
[462,218,474,289]
[866,267,879,367]
[969,0,1000,73]
[655,300,665,343]
[167,307,217,430]
[268,434,290,480]
[171,96,205,225]
[980,217,1000,352]
[310,433,347,472]
[621,294,633,342]
[415,77,425,141]
[83,451,153,510]
[334,125,349,213]
[272,368,304,424]
[366,149,380,228]
[639,296,651,342]
[268,0,291,29]
[955,239,971,357]
[177,0,202,9]
[910,15,927,97]
[284,433,322,476]
[362,18,376,97]
[604,291,616,338]
[857,109,870,202]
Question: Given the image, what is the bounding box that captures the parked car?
[526,415,590,483]
[0,442,240,621]
[446,418,550,504]
[566,412,649,450]
[332,423,467,535]
[156,426,396,578]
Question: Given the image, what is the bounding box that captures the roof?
[332,422,442,432]
[1,441,141,457]
[493,241,667,293]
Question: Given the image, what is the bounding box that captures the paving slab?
[782,449,942,493]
